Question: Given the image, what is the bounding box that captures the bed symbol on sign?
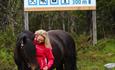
[39,0,48,5]
[28,0,37,5]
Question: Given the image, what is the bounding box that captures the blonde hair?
[35,29,52,49]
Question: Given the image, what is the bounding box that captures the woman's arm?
[45,48,54,69]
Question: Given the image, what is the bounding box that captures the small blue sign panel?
[73,0,81,4]
[82,0,87,4]
[61,0,70,5]
[28,0,37,5]
[50,0,59,5]
[39,0,48,5]
[88,0,91,4]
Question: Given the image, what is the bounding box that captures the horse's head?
[19,35,36,59]
[16,30,39,70]
[16,31,35,58]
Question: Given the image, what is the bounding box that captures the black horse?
[14,30,76,70]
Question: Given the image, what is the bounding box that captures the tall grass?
[76,35,115,70]
[0,25,17,70]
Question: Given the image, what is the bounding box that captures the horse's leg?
[15,61,23,70]
[20,62,31,70]
[17,63,26,70]
[64,57,72,70]
[64,56,76,70]
[55,62,63,70]
[17,62,31,70]
[17,65,23,70]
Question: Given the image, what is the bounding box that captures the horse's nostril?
[21,46,24,49]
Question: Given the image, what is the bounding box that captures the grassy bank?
[77,39,115,70]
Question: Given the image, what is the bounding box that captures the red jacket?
[33,40,54,70]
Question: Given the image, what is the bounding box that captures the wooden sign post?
[92,11,97,45]
[24,12,29,30]
[24,0,96,45]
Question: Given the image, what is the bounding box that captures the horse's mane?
[16,30,37,64]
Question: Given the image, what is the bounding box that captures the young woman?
[33,30,54,70]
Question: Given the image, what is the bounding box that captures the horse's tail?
[64,31,77,70]
[68,36,77,70]
[72,40,77,70]
[63,31,77,70]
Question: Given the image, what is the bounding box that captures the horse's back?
[48,30,76,53]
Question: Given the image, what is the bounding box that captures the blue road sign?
[24,0,96,11]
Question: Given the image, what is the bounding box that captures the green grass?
[77,39,115,70]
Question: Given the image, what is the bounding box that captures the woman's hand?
[43,66,48,70]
